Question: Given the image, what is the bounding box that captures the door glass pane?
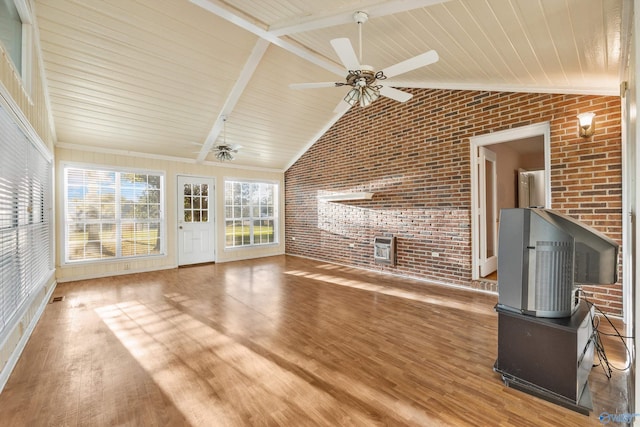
[485,158,495,258]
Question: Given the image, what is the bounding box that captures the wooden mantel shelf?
[317,192,374,202]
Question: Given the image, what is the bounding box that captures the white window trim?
[60,162,167,266]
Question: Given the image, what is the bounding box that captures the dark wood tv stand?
[493,301,595,415]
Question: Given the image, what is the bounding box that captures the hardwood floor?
[0,255,628,426]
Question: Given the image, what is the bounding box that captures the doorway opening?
[470,123,551,281]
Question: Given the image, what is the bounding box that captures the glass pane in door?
[485,158,495,258]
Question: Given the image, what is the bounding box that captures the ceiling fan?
[213,143,240,162]
[213,117,241,161]
[290,11,439,113]
[193,116,242,161]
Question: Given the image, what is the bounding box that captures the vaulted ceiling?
[35,0,629,171]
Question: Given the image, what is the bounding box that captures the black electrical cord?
[577,288,633,378]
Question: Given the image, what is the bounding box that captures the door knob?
[179,226,183,229]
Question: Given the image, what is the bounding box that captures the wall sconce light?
[577,112,596,138]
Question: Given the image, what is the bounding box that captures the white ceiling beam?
[268,0,451,37]
[196,38,270,163]
[190,0,344,76]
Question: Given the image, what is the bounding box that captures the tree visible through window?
[64,166,164,262]
[224,180,277,247]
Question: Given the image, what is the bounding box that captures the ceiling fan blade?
[330,38,360,70]
[333,98,352,114]
[381,50,438,79]
[289,82,340,89]
[379,85,413,103]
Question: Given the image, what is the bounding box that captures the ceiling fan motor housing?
[346,65,377,87]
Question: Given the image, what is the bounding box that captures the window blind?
[0,102,53,337]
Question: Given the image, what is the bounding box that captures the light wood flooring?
[0,255,629,426]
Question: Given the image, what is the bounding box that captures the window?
[0,0,31,92]
[63,166,165,262]
[0,101,53,337]
[0,0,22,72]
[224,180,277,248]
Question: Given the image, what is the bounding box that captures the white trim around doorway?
[469,122,551,281]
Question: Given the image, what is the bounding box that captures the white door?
[177,175,215,265]
[478,146,498,277]
[518,169,530,208]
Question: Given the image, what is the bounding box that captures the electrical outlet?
[124,263,130,270]
[291,237,296,241]
[349,243,355,248]
[432,252,440,258]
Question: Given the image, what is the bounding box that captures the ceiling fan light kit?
[345,83,380,107]
[343,67,385,107]
[215,150,234,161]
[289,10,438,111]
[213,116,240,161]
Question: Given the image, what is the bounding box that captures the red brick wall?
[285,89,623,315]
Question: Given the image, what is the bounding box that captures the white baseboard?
[56,265,177,283]
[0,281,57,393]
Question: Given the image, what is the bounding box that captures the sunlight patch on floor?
[285,269,493,316]
[163,292,440,426]
[95,298,417,425]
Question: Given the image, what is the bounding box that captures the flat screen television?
[497,208,619,318]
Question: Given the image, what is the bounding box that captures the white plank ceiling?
[35,0,628,171]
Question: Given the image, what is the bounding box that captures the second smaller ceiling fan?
[213,117,241,161]
[290,11,439,113]
[193,116,242,161]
